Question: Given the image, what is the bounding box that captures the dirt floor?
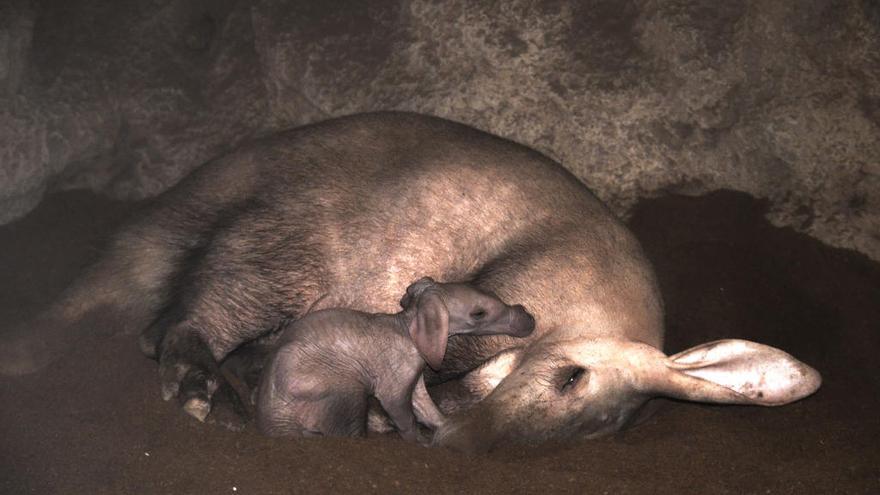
[1,189,878,494]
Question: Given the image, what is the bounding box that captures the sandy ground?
[1,189,878,494]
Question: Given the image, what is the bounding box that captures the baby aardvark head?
[400,277,535,370]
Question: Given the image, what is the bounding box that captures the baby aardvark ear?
[408,289,450,371]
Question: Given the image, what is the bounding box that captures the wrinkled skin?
[0,112,821,449]
[256,278,534,440]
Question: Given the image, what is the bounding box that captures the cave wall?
[2,0,879,260]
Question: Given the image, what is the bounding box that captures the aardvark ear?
[643,339,821,405]
[408,289,449,371]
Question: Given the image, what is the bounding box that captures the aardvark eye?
[470,309,487,320]
[560,367,587,393]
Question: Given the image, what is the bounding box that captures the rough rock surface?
[2,0,879,259]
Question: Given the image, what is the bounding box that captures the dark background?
[1,1,879,493]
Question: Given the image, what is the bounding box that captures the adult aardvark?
[0,112,820,452]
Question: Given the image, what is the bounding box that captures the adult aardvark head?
[433,335,821,453]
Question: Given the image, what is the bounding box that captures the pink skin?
[255,278,534,440]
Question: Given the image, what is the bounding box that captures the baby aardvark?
[256,277,535,441]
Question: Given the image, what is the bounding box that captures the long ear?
[644,339,821,405]
[408,290,449,370]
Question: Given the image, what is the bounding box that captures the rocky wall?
[1,0,878,259]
